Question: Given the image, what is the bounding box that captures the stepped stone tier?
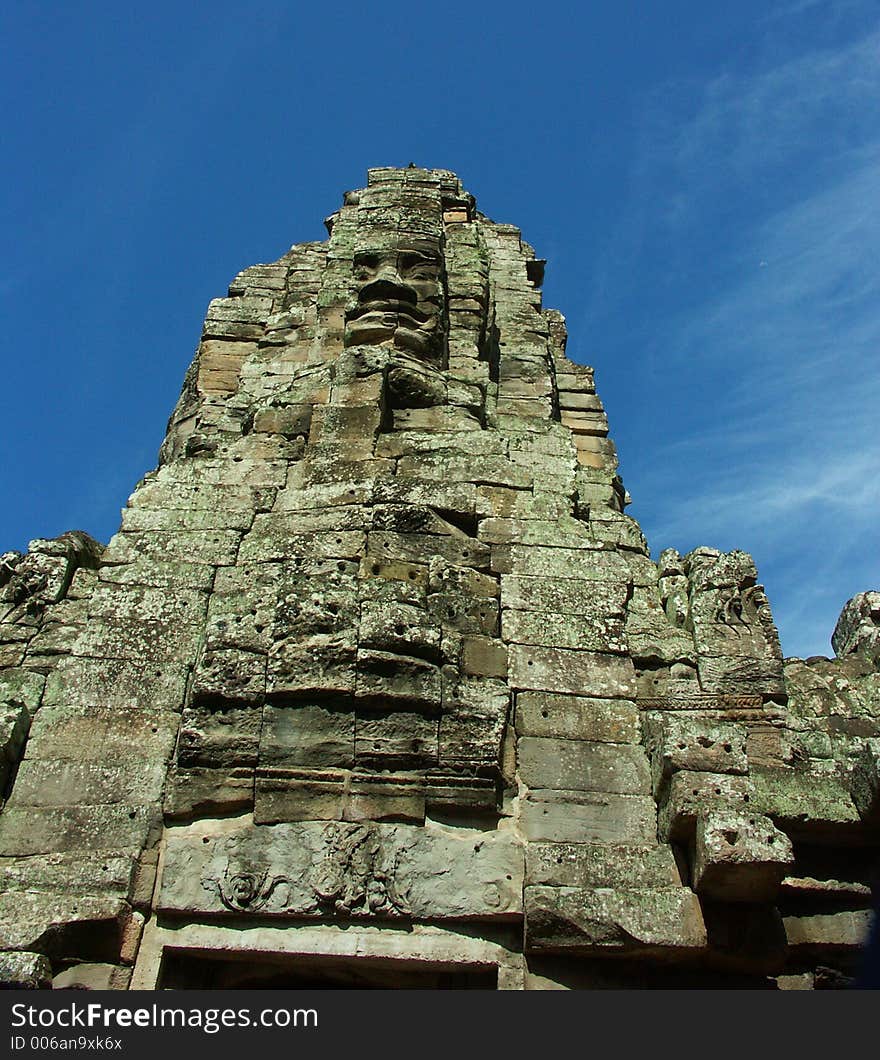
[1,166,878,990]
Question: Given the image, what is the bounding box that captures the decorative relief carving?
[637,693,765,711]
[199,822,412,918]
[202,866,291,912]
[344,245,446,364]
[311,823,412,916]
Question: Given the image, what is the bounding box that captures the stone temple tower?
[1,167,878,990]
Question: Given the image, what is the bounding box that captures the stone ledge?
[524,885,706,956]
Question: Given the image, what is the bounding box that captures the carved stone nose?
[358,276,418,306]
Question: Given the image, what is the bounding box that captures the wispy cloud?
[596,12,880,657]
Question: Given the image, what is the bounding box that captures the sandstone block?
[520,790,657,844]
[501,575,628,616]
[659,771,756,841]
[0,950,52,988]
[260,704,354,768]
[254,769,346,823]
[191,647,267,707]
[163,766,254,820]
[526,843,680,889]
[460,635,508,678]
[0,852,137,896]
[514,693,640,743]
[52,963,131,990]
[368,530,490,572]
[783,909,873,952]
[355,650,442,709]
[345,774,427,823]
[0,892,128,960]
[359,600,441,660]
[502,607,626,653]
[439,675,510,769]
[267,632,357,699]
[26,705,177,764]
[177,703,263,768]
[9,759,167,808]
[42,657,189,712]
[100,529,242,567]
[644,715,749,796]
[518,738,651,795]
[0,668,45,715]
[749,768,861,839]
[355,711,439,770]
[239,519,365,563]
[0,805,160,856]
[508,644,637,698]
[693,808,794,903]
[525,886,706,954]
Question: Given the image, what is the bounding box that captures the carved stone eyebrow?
[398,250,440,268]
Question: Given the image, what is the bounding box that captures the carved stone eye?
[354,254,379,276]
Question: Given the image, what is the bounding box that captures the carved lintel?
[200,821,413,919]
[637,693,765,711]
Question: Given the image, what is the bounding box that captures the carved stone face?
[344,246,445,362]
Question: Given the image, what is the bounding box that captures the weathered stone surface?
[10,759,167,808]
[784,910,873,952]
[158,819,522,921]
[0,892,129,959]
[749,768,861,839]
[644,715,749,796]
[525,886,706,954]
[501,575,629,614]
[508,645,637,698]
[163,766,254,820]
[683,549,785,697]
[0,533,103,625]
[178,702,263,768]
[73,585,207,663]
[254,769,346,824]
[42,657,189,711]
[502,607,626,653]
[692,809,794,902]
[2,165,874,986]
[0,950,53,988]
[260,704,354,768]
[0,805,161,856]
[520,790,657,844]
[25,704,177,762]
[514,692,640,743]
[0,852,138,896]
[659,771,756,841]
[832,592,880,663]
[526,843,681,889]
[518,738,651,794]
[52,963,132,990]
[0,667,45,714]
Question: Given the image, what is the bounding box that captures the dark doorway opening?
[158,949,498,989]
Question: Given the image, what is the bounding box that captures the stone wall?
[1,167,877,990]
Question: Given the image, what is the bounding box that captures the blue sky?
[2,1,877,658]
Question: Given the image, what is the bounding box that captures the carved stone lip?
[348,300,429,324]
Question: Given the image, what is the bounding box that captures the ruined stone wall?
[0,168,877,990]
